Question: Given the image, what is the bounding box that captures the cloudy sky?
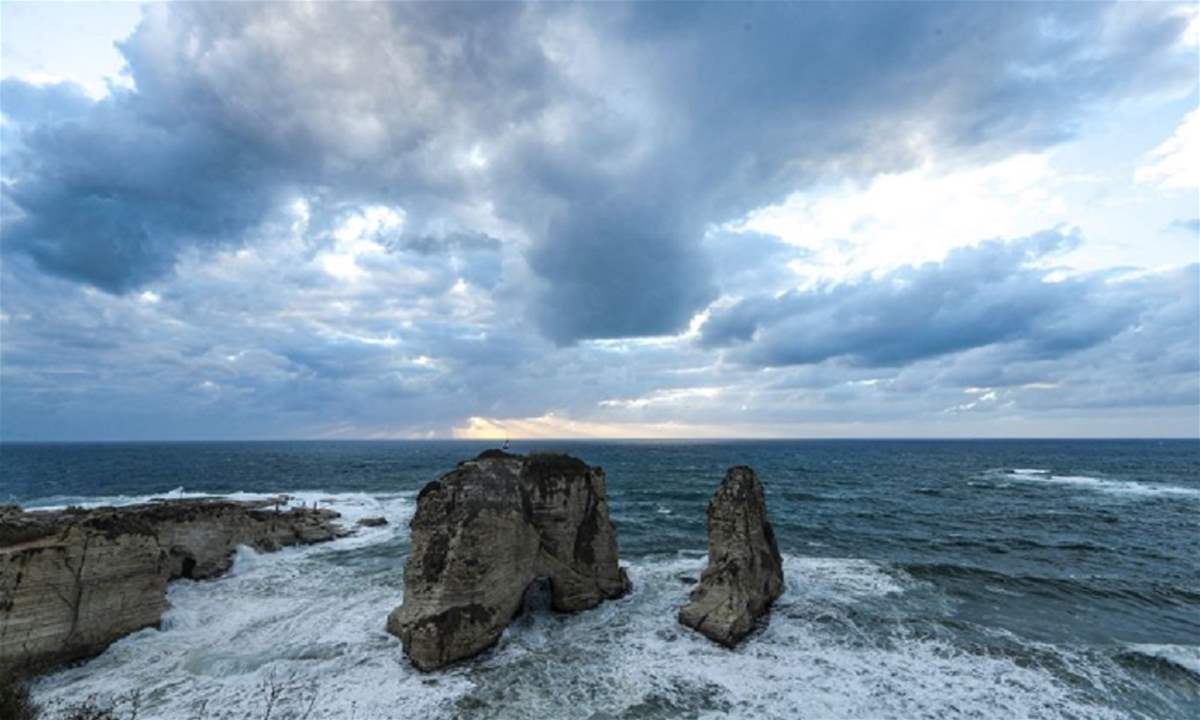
[1,1,1197,441]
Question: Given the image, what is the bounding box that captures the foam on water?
[1127,645,1200,676]
[31,504,1142,720]
[1001,469,1200,499]
[33,491,450,720]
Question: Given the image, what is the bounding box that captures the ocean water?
[1,439,1198,720]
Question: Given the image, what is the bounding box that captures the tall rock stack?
[679,466,784,646]
[387,450,630,671]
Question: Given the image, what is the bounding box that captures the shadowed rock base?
[387,451,630,670]
[0,499,344,675]
[679,466,784,647]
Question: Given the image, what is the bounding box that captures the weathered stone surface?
[679,466,784,647]
[387,451,629,670]
[0,498,345,674]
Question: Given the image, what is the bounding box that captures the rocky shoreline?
[0,498,346,674]
[1,452,784,679]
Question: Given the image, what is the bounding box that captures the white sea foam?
[1004,469,1200,499]
[1127,644,1200,676]
[23,488,415,529]
[31,521,1133,720]
[33,493,451,720]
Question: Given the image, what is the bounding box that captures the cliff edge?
[0,498,344,674]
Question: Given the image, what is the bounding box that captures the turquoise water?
[2,440,1198,718]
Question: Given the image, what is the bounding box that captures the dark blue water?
[3,440,1198,719]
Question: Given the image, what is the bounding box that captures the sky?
[0,1,1197,441]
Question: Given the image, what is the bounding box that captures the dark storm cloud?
[518,2,1195,341]
[699,230,1155,368]
[0,1,555,292]
[2,2,1195,341]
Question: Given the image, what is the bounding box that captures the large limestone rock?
[679,466,784,647]
[387,450,630,670]
[0,498,344,674]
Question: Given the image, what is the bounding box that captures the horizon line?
[2,436,1198,444]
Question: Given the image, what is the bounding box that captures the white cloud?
[598,386,723,409]
[318,204,406,283]
[732,153,1069,284]
[1135,108,1200,189]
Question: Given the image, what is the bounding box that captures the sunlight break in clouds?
[452,414,733,440]
[733,153,1071,284]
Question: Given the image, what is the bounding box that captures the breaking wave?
[29,492,1156,720]
[997,468,1200,499]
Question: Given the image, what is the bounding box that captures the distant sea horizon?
[4,435,1198,443]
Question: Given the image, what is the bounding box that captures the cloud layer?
[1,1,1197,439]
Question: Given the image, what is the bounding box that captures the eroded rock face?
[679,466,783,647]
[0,499,344,674]
[386,451,629,670]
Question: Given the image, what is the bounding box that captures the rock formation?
[387,450,629,670]
[0,498,344,674]
[678,466,784,647]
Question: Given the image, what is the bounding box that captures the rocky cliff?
[387,450,630,670]
[0,498,344,674]
[678,466,784,646]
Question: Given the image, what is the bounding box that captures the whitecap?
[28,539,1138,719]
[1126,644,1200,676]
[1005,470,1200,499]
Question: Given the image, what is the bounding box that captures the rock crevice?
[387,451,629,670]
[679,466,784,647]
[0,498,344,674]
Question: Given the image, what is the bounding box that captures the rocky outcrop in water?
[679,466,783,646]
[0,498,344,674]
[387,450,630,670]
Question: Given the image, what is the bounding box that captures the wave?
[20,487,415,521]
[933,537,1112,554]
[1121,644,1200,680]
[998,468,1200,499]
[20,483,1188,718]
[899,562,1200,609]
[19,489,415,561]
[29,541,1141,720]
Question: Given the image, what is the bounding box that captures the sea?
[1,439,1197,720]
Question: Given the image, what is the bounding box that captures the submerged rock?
[0,499,344,674]
[357,516,389,528]
[387,451,630,670]
[678,466,783,647]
